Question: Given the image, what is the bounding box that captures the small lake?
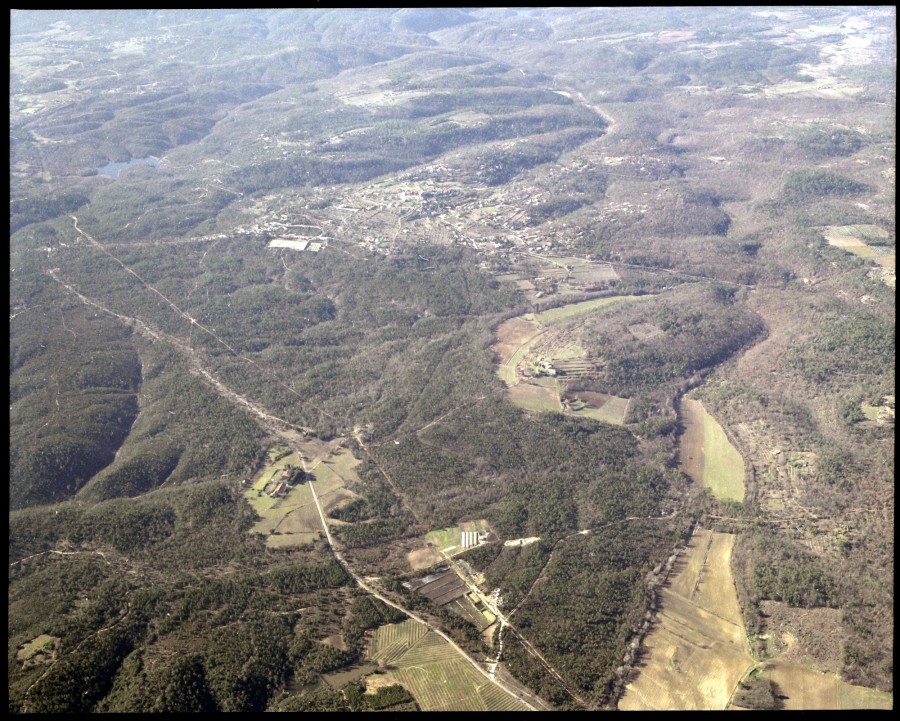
[97,155,160,179]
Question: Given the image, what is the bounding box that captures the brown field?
[319,486,358,514]
[768,664,893,710]
[492,316,541,364]
[619,529,754,711]
[408,546,443,571]
[364,671,402,693]
[757,600,844,673]
[276,502,323,534]
[323,662,379,689]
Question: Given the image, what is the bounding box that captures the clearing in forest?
[821,224,895,268]
[16,634,60,668]
[244,440,362,548]
[424,520,491,556]
[618,529,754,711]
[493,295,651,417]
[507,380,562,412]
[367,620,530,712]
[411,521,492,570]
[679,398,744,502]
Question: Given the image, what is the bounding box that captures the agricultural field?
[533,295,650,325]
[822,225,895,268]
[511,256,620,297]
[368,620,530,712]
[565,390,630,425]
[242,439,362,548]
[619,529,754,711]
[492,316,542,386]
[679,398,745,502]
[493,295,651,417]
[860,394,894,425]
[766,664,893,710]
[243,448,322,545]
[507,380,562,413]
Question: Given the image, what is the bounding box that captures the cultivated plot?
[492,295,653,418]
[767,663,893,710]
[821,224,895,271]
[368,620,530,712]
[619,530,755,711]
[679,398,745,502]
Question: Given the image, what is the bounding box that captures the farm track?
[411,388,505,438]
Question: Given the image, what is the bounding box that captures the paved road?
[302,454,536,711]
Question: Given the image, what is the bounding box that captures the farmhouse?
[269,481,288,498]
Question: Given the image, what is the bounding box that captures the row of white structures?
[460,531,480,548]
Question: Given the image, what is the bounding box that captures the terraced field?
[493,295,652,416]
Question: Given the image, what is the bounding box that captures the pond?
[97,155,160,179]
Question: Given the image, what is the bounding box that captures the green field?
[324,446,363,481]
[575,395,629,425]
[309,462,347,495]
[861,403,883,421]
[508,381,561,412]
[702,408,745,503]
[243,445,328,540]
[426,526,461,552]
[534,294,651,325]
[822,224,890,243]
[16,634,59,666]
[368,621,530,712]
